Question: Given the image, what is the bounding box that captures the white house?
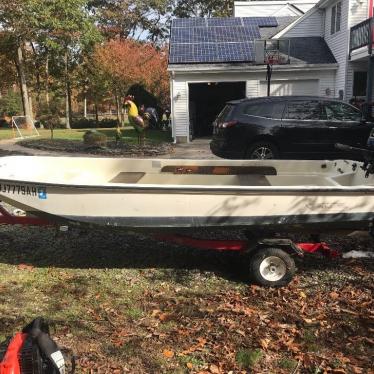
[168,0,374,143]
[234,0,319,17]
[274,0,374,102]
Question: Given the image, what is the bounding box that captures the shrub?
[72,118,96,129]
[83,130,107,147]
[71,118,118,129]
[38,113,61,129]
[98,119,118,128]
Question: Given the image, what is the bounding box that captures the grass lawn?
[0,225,373,373]
[0,127,172,144]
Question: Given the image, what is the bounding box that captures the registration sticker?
[38,187,47,199]
[0,183,47,199]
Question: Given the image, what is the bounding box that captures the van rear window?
[216,105,234,123]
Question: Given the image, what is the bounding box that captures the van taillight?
[219,120,237,129]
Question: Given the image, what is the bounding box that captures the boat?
[0,154,373,232]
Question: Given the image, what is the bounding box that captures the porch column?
[366,56,374,117]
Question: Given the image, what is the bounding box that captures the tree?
[0,0,102,128]
[88,0,170,42]
[171,0,234,18]
[33,0,102,128]
[93,39,170,121]
[0,1,36,121]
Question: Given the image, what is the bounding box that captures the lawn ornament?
[124,95,147,146]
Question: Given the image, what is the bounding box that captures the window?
[331,2,342,34]
[353,72,367,97]
[243,102,285,119]
[216,105,234,122]
[284,101,321,120]
[336,2,342,32]
[322,102,362,121]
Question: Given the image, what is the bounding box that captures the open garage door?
[260,79,319,96]
[189,82,246,138]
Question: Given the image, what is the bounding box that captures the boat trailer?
[0,205,340,287]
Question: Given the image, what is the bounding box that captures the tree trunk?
[94,101,99,124]
[16,43,32,123]
[115,92,121,126]
[84,95,87,118]
[31,43,41,113]
[45,54,50,109]
[64,50,72,129]
[29,95,34,123]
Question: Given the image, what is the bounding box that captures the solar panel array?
[169,17,278,64]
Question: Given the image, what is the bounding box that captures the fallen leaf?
[300,291,307,298]
[17,263,34,271]
[303,318,314,324]
[163,349,174,358]
[259,338,270,350]
[151,309,162,317]
[236,330,246,337]
[209,364,220,373]
[351,366,363,374]
[186,362,193,369]
[329,291,339,300]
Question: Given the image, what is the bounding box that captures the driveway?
[170,138,218,159]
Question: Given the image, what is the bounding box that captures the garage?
[168,17,337,143]
[259,79,319,96]
[189,82,246,138]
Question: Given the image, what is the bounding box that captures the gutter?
[168,63,339,74]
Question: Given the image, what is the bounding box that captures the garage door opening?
[189,82,246,138]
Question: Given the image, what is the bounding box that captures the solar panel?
[207,18,243,27]
[242,17,278,27]
[172,18,206,28]
[169,16,277,64]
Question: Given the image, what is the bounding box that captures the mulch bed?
[19,138,175,157]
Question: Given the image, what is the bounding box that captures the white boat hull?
[0,156,373,231]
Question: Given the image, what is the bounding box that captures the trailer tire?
[249,247,295,287]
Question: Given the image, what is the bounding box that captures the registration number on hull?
[0,184,47,199]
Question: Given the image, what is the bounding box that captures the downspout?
[170,71,177,143]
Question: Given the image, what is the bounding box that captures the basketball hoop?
[264,53,280,66]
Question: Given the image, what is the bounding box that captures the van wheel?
[246,141,279,159]
[249,247,295,287]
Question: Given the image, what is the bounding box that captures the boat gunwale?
[0,178,374,193]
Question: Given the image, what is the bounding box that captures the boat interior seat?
[109,172,146,183]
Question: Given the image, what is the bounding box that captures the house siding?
[345,0,369,100]
[324,0,350,98]
[172,80,189,140]
[280,9,324,37]
[234,0,318,16]
[349,0,368,27]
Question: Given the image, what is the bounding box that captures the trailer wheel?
[249,247,295,287]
